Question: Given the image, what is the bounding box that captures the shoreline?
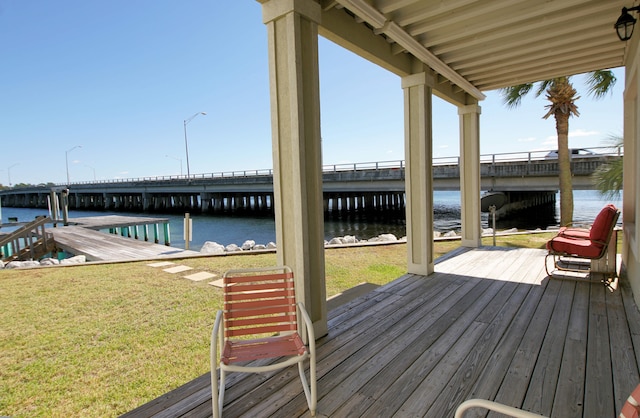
[0,190,621,251]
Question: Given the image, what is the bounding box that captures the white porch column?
[402,71,434,275]
[261,0,327,337]
[459,104,482,247]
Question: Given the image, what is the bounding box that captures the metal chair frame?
[544,205,620,285]
[455,382,640,418]
[210,266,316,417]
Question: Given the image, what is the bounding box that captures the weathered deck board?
[122,247,640,418]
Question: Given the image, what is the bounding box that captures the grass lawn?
[0,234,553,417]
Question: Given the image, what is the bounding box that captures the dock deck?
[63,215,170,230]
[49,215,199,262]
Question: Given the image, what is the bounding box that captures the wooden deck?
[122,247,640,418]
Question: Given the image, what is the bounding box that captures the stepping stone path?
[147,261,221,287]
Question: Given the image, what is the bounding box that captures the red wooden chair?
[545,204,620,282]
[620,383,640,418]
[455,382,640,417]
[210,266,316,417]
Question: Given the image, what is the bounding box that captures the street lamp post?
[85,164,96,181]
[183,112,206,179]
[66,145,82,184]
[8,163,18,187]
[166,155,183,176]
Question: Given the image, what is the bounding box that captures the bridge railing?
[5,146,623,189]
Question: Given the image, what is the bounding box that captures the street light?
[7,163,18,187]
[165,155,183,176]
[183,112,206,178]
[85,164,96,181]
[65,145,82,184]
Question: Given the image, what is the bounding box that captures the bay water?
[0,190,622,251]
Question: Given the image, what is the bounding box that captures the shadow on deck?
[122,247,640,417]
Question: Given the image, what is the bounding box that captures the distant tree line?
[0,182,57,190]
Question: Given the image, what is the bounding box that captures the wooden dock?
[122,247,640,417]
[49,215,199,262]
[64,215,170,230]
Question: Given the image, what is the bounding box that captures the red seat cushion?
[546,235,604,258]
[558,226,590,239]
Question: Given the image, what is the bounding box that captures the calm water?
[0,190,622,251]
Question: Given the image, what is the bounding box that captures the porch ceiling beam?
[334,0,485,101]
[318,6,469,105]
[318,6,413,77]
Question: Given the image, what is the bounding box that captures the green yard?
[0,234,553,417]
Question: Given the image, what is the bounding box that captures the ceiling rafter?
[474,52,624,89]
[425,3,613,53]
[462,41,621,81]
[447,24,618,69]
[405,0,531,36]
[478,58,624,91]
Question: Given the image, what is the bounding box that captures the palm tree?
[501,70,617,226]
[594,135,623,200]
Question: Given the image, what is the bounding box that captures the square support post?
[261,0,327,338]
[402,71,434,275]
[459,104,482,247]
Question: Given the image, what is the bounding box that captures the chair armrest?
[562,222,591,229]
[297,302,316,349]
[455,399,548,418]
[211,310,223,366]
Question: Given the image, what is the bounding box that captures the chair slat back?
[223,268,298,339]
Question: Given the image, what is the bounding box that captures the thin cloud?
[570,129,600,138]
[542,138,556,147]
[545,129,599,141]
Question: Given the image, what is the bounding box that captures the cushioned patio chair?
[210,266,316,418]
[545,204,620,281]
[455,382,640,417]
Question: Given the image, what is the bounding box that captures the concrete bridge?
[0,148,622,219]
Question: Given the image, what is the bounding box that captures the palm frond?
[593,134,623,199]
[500,84,533,108]
[536,79,556,97]
[586,70,617,99]
[593,158,623,199]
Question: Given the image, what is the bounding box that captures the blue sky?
[0,1,625,186]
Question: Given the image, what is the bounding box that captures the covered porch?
[124,247,640,417]
[128,1,640,415]
[254,0,640,348]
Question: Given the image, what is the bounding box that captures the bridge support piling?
[496,191,557,226]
